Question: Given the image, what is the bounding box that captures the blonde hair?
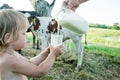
[0,9,29,52]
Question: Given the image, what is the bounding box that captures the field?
[22,28,120,80]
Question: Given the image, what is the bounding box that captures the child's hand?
[49,44,64,57]
[42,46,50,57]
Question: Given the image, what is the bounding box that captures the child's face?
[12,29,26,50]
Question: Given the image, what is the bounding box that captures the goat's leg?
[39,39,42,50]
[85,34,88,45]
[77,41,83,70]
[33,35,36,48]
[36,39,40,49]
[64,39,72,52]
[41,35,48,50]
[72,36,83,70]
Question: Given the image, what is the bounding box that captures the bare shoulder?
[0,52,17,69]
[0,53,12,64]
[0,52,29,80]
[0,52,28,69]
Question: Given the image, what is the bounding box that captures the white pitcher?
[55,7,89,34]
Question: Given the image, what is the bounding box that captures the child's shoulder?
[0,53,12,72]
[0,52,21,71]
[0,52,19,66]
[0,52,13,64]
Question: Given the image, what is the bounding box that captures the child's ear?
[4,33,11,44]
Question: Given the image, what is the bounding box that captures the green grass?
[26,28,120,56]
[84,44,120,56]
[26,32,33,43]
[85,28,120,47]
[82,28,120,56]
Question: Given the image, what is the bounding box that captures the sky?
[0,0,120,26]
[76,0,120,26]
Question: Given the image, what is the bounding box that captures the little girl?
[0,9,63,80]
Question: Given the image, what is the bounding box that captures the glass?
[51,34,63,47]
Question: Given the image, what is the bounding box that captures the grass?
[85,28,120,48]
[82,28,120,56]
[25,28,120,80]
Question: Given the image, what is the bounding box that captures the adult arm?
[63,0,89,11]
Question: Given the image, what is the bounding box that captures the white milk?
[51,34,63,47]
[56,8,89,34]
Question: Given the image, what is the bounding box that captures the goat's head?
[27,15,40,32]
[47,19,62,34]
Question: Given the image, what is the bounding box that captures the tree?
[111,23,120,30]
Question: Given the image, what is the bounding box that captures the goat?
[46,18,84,70]
[27,16,85,70]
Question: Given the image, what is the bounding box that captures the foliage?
[89,23,120,30]
[111,23,120,30]
[89,23,108,29]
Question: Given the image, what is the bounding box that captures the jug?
[55,7,89,34]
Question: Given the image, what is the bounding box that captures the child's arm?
[8,45,63,77]
[37,45,63,74]
[29,46,50,65]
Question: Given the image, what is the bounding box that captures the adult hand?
[63,0,89,11]
[63,0,80,11]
